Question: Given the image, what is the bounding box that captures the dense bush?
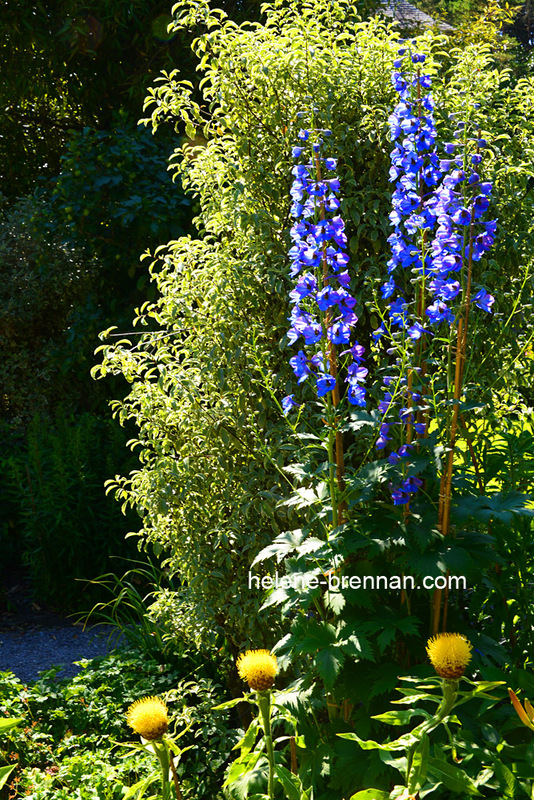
[95,0,534,650]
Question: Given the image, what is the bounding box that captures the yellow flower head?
[426,632,472,679]
[127,695,168,740]
[237,649,278,692]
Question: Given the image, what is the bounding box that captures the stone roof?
[380,0,454,31]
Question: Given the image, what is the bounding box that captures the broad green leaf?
[349,791,389,800]
[0,718,23,733]
[491,758,519,798]
[427,755,482,795]
[0,765,16,791]
[274,764,303,800]
[223,753,269,799]
[453,492,534,525]
[408,733,429,792]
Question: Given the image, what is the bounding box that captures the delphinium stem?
[434,208,476,633]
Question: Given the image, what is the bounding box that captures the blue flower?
[328,321,351,344]
[289,350,312,383]
[282,395,299,414]
[348,385,366,406]
[473,288,494,312]
[285,130,365,410]
[317,374,336,397]
[407,322,426,340]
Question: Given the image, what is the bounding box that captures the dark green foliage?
[44,120,193,298]
[0,195,102,426]
[0,0,270,200]
[2,413,140,609]
[0,122,194,609]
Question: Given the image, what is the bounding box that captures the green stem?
[423,679,458,735]
[154,741,172,800]
[258,692,275,799]
[326,419,338,532]
[405,679,458,785]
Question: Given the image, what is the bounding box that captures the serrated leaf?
[252,530,323,565]
[324,589,346,614]
[315,647,344,690]
[453,491,534,525]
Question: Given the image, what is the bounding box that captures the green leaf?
[233,718,260,755]
[121,770,159,800]
[426,755,482,795]
[315,647,344,690]
[0,765,16,791]
[453,491,534,525]
[349,791,389,800]
[213,697,249,710]
[408,732,429,792]
[0,718,23,734]
[492,757,520,798]
[273,764,303,800]
[372,708,431,726]
[223,753,269,799]
[252,530,321,565]
[338,730,419,751]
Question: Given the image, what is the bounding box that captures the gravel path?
[0,625,119,684]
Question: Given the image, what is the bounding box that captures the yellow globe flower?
[237,649,278,691]
[127,695,168,740]
[426,632,472,679]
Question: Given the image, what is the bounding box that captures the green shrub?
[94,0,534,658]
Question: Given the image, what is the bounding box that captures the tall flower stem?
[257,692,275,799]
[434,211,476,633]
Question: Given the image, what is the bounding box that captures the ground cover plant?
[3,0,534,796]
[0,648,234,800]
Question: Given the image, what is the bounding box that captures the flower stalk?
[258,692,276,799]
